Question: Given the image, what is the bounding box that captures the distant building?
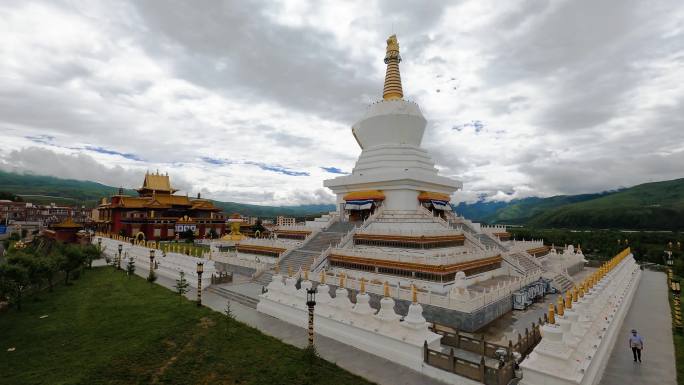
[43,216,84,243]
[96,171,226,241]
[276,216,296,227]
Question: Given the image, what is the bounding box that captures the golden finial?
[548,303,555,324]
[320,269,325,284]
[565,291,573,309]
[579,284,585,298]
[383,281,390,297]
[382,34,403,100]
[572,286,578,302]
[303,269,309,281]
[339,273,346,288]
[360,278,366,294]
[411,284,417,303]
[557,295,564,317]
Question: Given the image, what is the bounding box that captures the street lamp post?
[149,249,155,277]
[196,262,204,306]
[306,287,317,348]
[117,244,123,270]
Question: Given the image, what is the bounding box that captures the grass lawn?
[0,267,375,385]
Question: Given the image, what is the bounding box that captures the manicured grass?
[0,268,374,385]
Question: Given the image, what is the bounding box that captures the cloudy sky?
[1,0,683,205]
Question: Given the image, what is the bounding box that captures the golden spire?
[557,295,564,317]
[411,284,417,303]
[382,34,403,100]
[548,303,555,324]
[320,269,326,284]
[303,268,309,281]
[565,291,573,309]
[360,278,366,294]
[339,273,346,288]
[383,281,390,297]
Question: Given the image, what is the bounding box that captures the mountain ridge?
[2,170,683,228]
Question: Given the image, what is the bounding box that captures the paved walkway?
[116,266,447,385]
[602,269,676,385]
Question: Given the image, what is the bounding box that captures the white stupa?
[324,34,461,213]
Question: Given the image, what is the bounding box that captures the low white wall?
[96,237,215,289]
[520,251,641,385]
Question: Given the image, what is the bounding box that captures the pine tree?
[175,271,189,298]
[126,257,136,278]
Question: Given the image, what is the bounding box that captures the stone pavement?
[111,265,447,385]
[601,269,676,385]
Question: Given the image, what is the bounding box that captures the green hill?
[527,178,684,230]
[0,171,334,218]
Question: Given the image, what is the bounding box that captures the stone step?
[209,286,260,309]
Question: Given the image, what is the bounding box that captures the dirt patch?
[199,317,216,329]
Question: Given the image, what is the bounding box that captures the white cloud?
[1,0,683,205]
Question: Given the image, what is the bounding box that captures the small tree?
[180,229,195,243]
[36,254,59,292]
[82,244,102,269]
[0,263,30,310]
[126,257,136,277]
[174,271,189,298]
[224,300,236,335]
[208,228,219,239]
[59,245,86,285]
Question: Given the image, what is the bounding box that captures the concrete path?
[114,265,447,385]
[601,269,677,385]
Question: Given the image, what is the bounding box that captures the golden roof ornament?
[303,268,309,281]
[339,273,346,288]
[557,295,564,317]
[320,269,326,284]
[548,303,555,324]
[383,281,390,297]
[411,284,417,303]
[565,291,573,309]
[360,278,366,294]
[382,34,403,100]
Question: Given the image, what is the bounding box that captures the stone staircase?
[252,220,355,285]
[551,273,575,293]
[207,286,260,309]
[253,270,273,286]
[513,253,541,274]
[476,233,502,250]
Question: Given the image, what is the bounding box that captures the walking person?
[629,329,644,362]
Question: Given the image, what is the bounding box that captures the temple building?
[96,172,226,241]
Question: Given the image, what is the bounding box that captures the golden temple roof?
[137,171,177,194]
[51,216,83,229]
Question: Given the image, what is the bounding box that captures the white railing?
[310,245,333,273]
[322,269,543,313]
[213,252,274,272]
[418,204,450,228]
[462,230,486,250]
[355,227,463,237]
[330,247,499,267]
[238,237,299,250]
[507,239,545,253]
